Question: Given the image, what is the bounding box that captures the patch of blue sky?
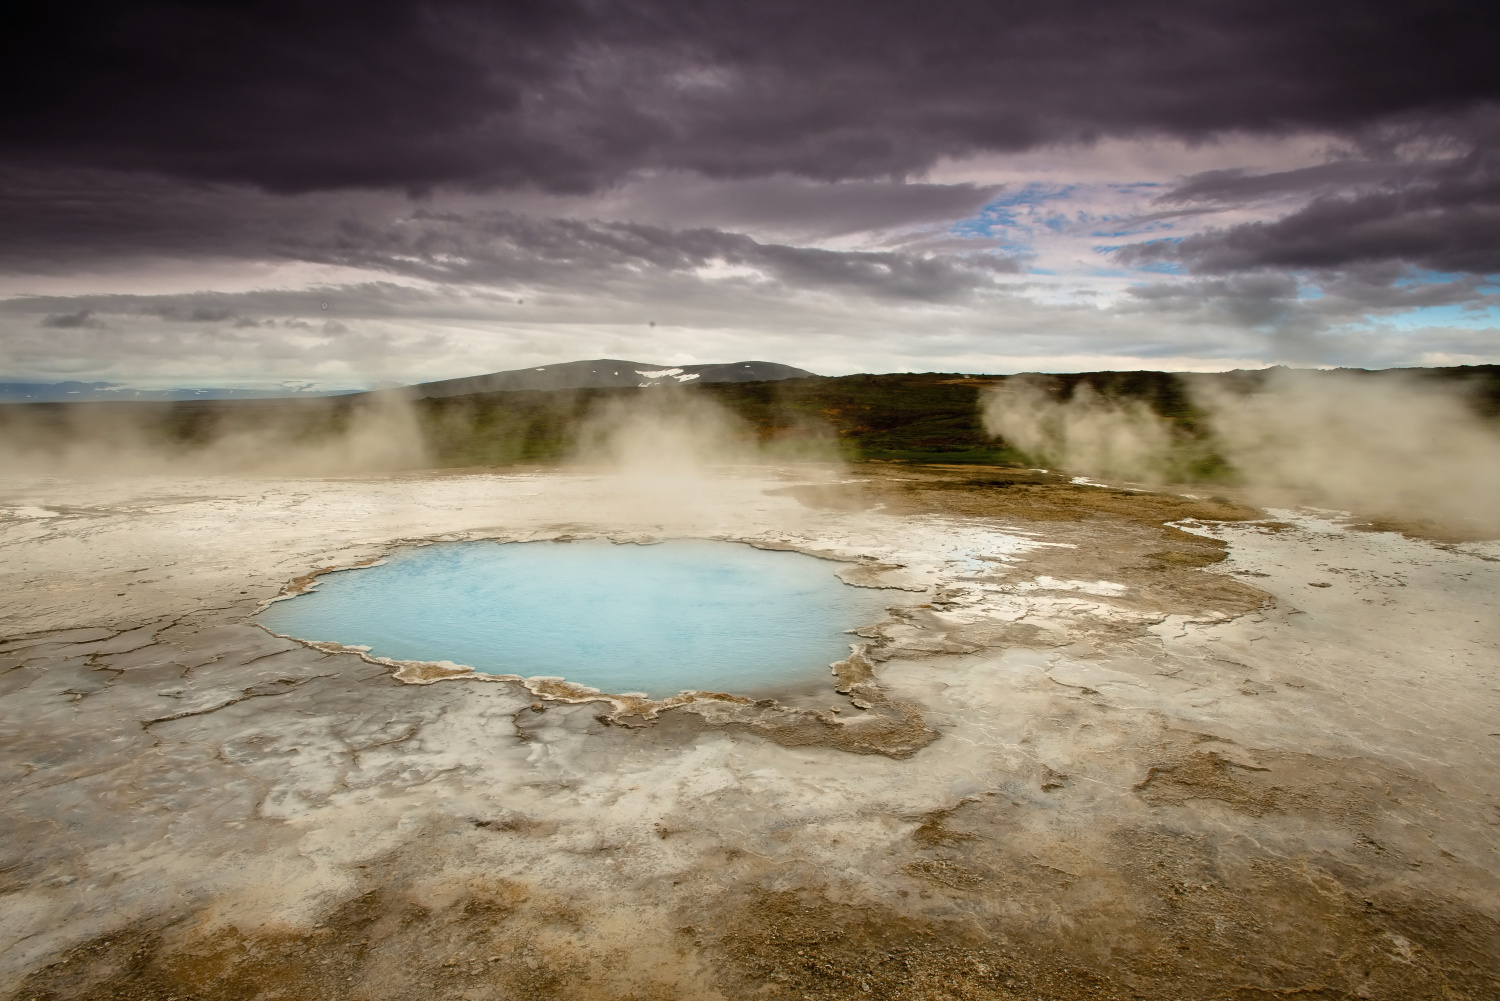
[1362,303,1500,330]
[1088,213,1188,238]
[1131,261,1187,275]
[950,183,1078,239]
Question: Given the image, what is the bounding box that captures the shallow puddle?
[258,538,893,697]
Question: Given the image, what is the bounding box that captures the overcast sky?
[2,0,1498,389]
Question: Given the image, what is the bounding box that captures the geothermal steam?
[0,390,427,475]
[574,388,758,475]
[983,370,1500,534]
[0,379,837,482]
[567,388,842,522]
[981,376,1184,483]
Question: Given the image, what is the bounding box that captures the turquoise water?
[257,539,891,698]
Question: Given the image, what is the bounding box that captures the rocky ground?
[1,463,1497,1000]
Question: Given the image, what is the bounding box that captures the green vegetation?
[419,389,609,466]
[698,374,1022,464]
[415,374,1028,466]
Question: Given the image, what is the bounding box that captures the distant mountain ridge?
[0,381,357,403]
[0,361,815,404]
[405,359,817,398]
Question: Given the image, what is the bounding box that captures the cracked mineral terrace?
[1,463,1497,1000]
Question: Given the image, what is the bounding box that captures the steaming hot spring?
[257,539,895,700]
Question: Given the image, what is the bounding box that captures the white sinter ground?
[0,467,1496,998]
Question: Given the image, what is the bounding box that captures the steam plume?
[983,370,1500,535]
[0,390,427,476]
[1195,370,1500,533]
[981,375,1187,483]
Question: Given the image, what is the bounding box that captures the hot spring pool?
[257,539,894,698]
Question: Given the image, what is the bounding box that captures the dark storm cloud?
[295,210,1018,300]
[1116,265,1499,363]
[1124,273,1305,329]
[1132,177,1500,275]
[0,167,1013,302]
[1157,161,1418,206]
[1125,266,1496,319]
[1,280,502,331]
[0,192,1021,331]
[589,177,1005,240]
[3,0,1497,380]
[1120,118,1500,274]
[0,167,334,273]
[4,0,1498,193]
[38,309,102,329]
[155,305,237,323]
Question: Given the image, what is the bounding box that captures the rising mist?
[983,368,1500,535]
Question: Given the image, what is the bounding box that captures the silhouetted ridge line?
[406,360,816,398]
